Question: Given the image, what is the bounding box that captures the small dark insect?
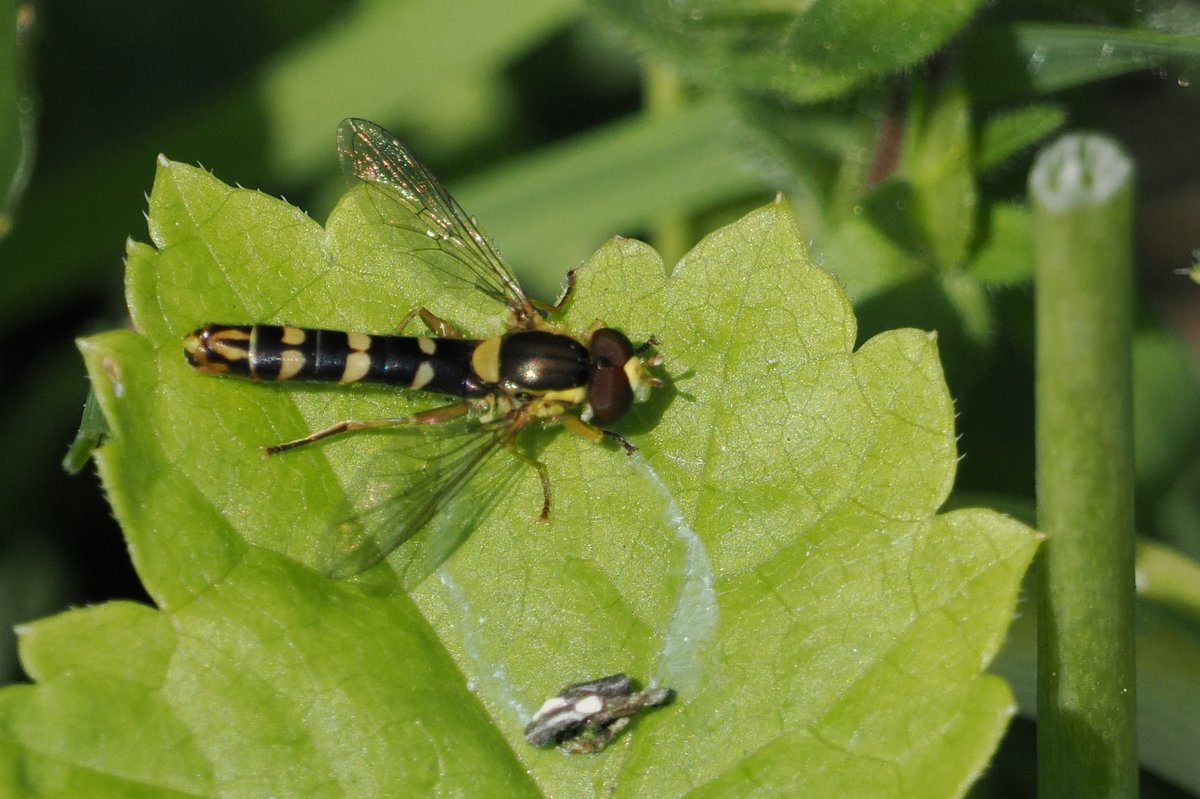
[183,119,661,579]
[524,673,675,754]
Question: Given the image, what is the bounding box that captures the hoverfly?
[184,119,661,579]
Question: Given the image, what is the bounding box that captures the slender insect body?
[182,118,662,579]
[184,323,649,425]
[185,324,489,393]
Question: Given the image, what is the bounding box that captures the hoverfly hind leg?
[504,446,552,522]
[262,402,473,457]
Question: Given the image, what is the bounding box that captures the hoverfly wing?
[316,417,520,585]
[336,118,531,316]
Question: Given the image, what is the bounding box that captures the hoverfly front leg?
[263,402,472,457]
[558,414,636,455]
[603,429,637,455]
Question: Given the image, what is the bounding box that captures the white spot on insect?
[346,331,371,351]
[211,337,251,362]
[278,349,307,381]
[411,361,435,390]
[341,351,371,383]
[418,337,436,355]
[573,695,604,716]
[531,696,570,721]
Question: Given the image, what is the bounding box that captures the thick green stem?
[642,61,688,268]
[1031,133,1137,798]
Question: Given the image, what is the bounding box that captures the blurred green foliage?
[2,0,1200,796]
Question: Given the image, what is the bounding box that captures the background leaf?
[7,1,1200,794]
[592,0,984,103]
[0,0,35,239]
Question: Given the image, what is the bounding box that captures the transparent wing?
[316,415,522,584]
[336,117,532,316]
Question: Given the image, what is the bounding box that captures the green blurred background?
[4,1,1200,796]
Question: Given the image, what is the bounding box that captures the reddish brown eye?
[587,329,635,425]
[589,328,633,369]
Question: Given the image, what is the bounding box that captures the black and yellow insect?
[184,118,660,579]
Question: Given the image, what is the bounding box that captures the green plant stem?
[643,61,689,268]
[1031,133,1137,798]
[1,1,38,239]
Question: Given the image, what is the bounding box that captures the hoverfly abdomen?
[183,324,255,377]
[372,333,492,396]
[184,324,493,396]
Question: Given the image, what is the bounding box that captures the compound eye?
[587,362,632,425]
[587,329,636,425]
[589,328,633,369]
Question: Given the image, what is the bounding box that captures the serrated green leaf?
[0,157,1038,797]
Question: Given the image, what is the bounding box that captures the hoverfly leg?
[529,269,577,317]
[558,413,603,445]
[561,718,630,755]
[393,307,422,333]
[394,307,464,338]
[263,402,472,457]
[603,429,637,456]
[504,446,552,522]
[559,414,637,456]
[580,318,607,339]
